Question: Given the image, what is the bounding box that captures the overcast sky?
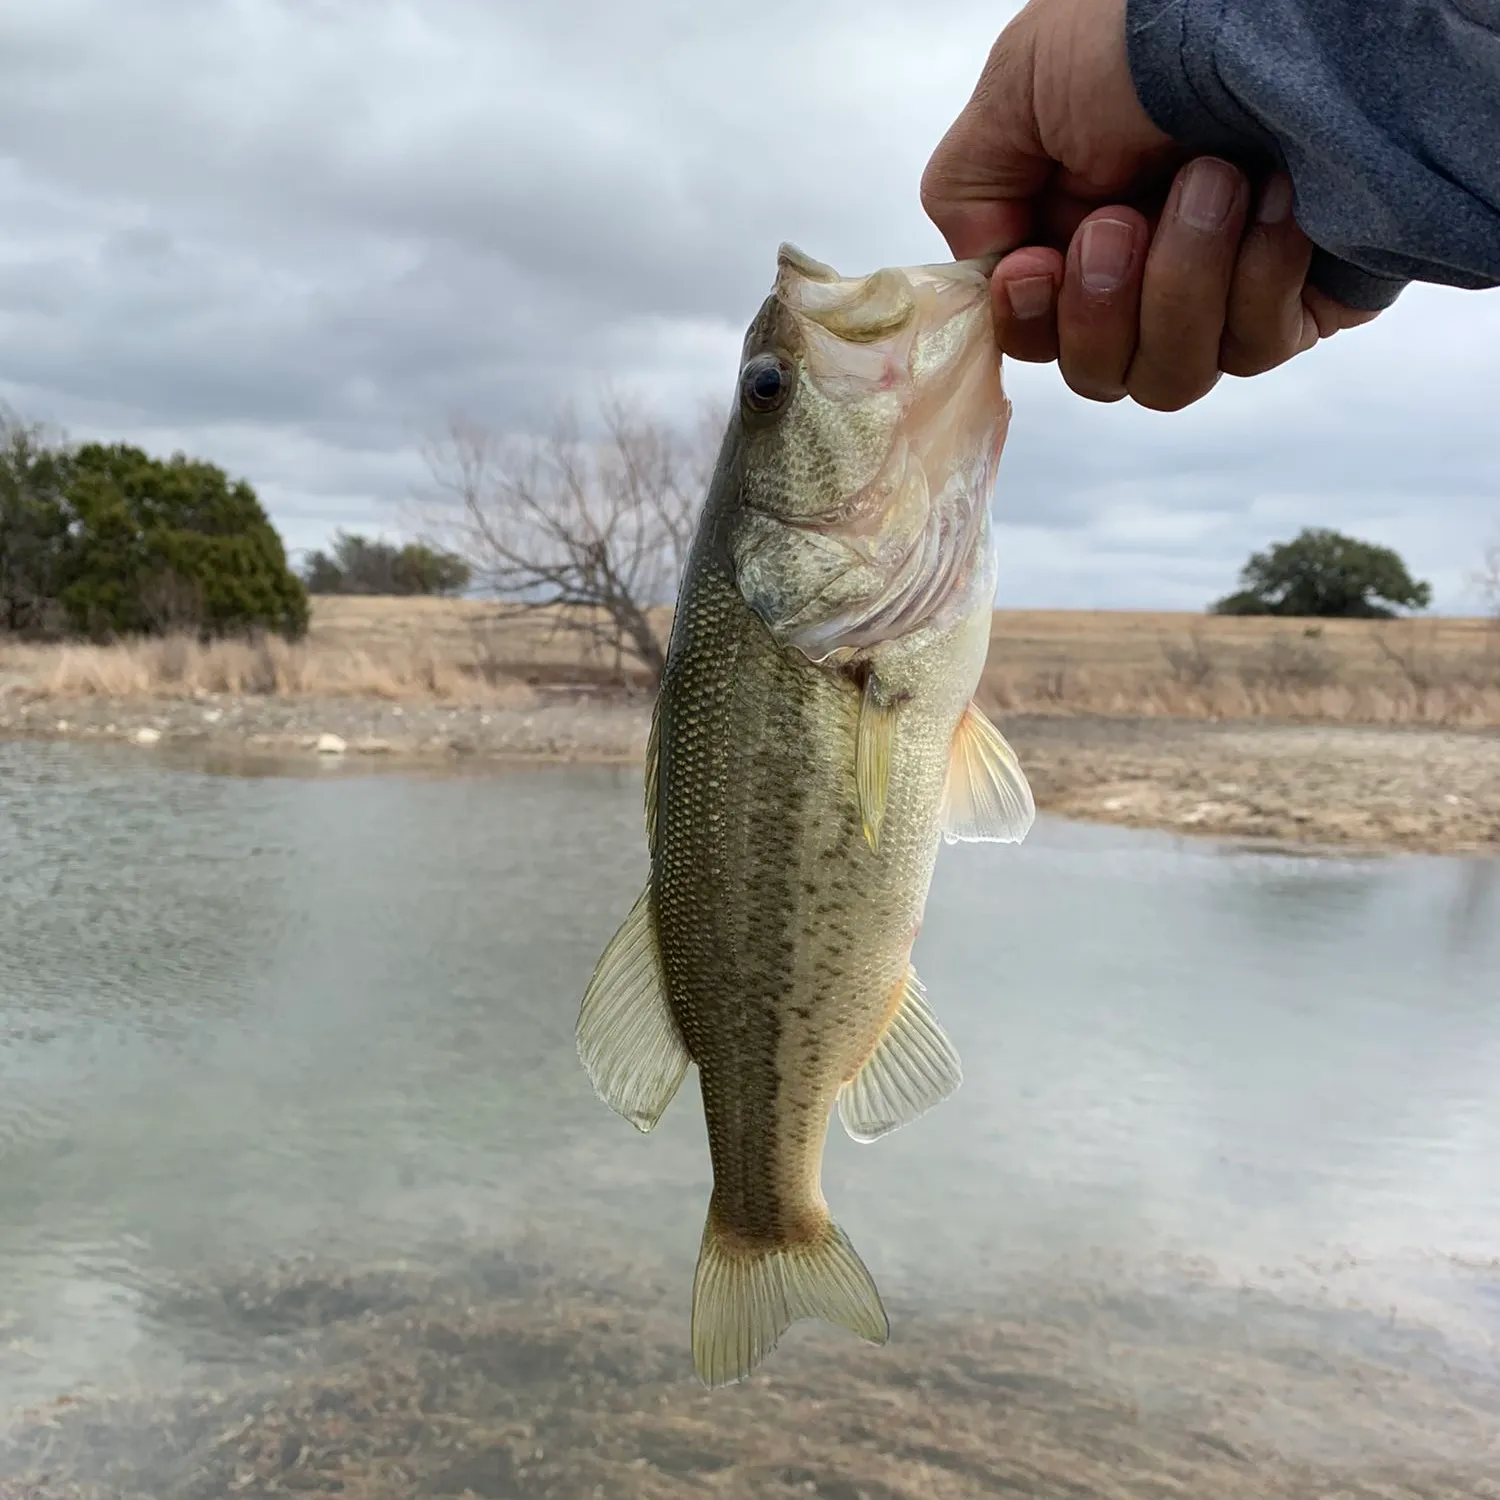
[0,0,1495,611]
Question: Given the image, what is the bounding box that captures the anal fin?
[576,885,689,1132]
[838,967,962,1143]
[941,701,1036,845]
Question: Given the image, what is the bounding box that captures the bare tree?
[421,394,719,688]
[1468,539,1500,691]
[1476,537,1500,620]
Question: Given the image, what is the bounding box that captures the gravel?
[1,692,1495,856]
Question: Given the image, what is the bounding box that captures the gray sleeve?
[1126,0,1500,310]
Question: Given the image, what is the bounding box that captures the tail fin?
[690,1208,889,1387]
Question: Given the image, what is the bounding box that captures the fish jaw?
[730,244,1011,666]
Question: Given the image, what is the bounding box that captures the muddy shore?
[0,692,1495,857]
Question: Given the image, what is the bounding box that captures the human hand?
[920,0,1380,410]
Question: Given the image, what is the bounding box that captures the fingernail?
[1177,158,1238,232]
[1257,174,1293,226]
[1005,275,1054,320]
[1079,218,1135,294]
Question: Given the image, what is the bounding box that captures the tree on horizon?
[300,530,472,597]
[1212,527,1432,619]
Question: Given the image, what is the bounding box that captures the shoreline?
[2,692,1496,858]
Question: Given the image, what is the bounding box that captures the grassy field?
[2,595,1499,728]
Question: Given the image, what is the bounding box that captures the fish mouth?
[731,245,1009,662]
[776,240,1006,541]
[771,242,1000,447]
[774,242,994,364]
[775,241,998,305]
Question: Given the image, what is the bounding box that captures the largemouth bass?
[576,242,1034,1387]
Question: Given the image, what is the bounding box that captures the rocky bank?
[0,690,1495,857]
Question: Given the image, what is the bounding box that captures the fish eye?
[740,354,792,416]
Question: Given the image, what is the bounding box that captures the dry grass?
[0,598,556,708]
[978,609,1500,728]
[3,597,1499,728]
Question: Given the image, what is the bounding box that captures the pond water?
[1,739,1497,1485]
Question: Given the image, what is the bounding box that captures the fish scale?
[576,243,1036,1386]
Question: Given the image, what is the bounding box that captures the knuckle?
[1136,389,1194,413]
[978,22,1032,96]
[1062,368,1128,403]
[1002,335,1061,365]
[1302,289,1355,340]
[1130,371,1219,412]
[1220,304,1307,376]
[1218,337,1278,379]
[918,160,952,218]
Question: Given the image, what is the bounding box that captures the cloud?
[993,285,1500,607]
[0,0,1495,607]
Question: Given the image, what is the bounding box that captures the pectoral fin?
[576,885,689,1133]
[940,701,1036,845]
[838,967,962,1143]
[855,672,898,851]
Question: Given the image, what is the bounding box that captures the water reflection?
[0,740,1496,1477]
[1449,856,1500,953]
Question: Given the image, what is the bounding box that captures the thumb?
[921,28,1052,260]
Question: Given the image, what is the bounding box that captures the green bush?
[56,444,309,640]
[0,415,308,643]
[301,529,471,597]
[0,415,72,634]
